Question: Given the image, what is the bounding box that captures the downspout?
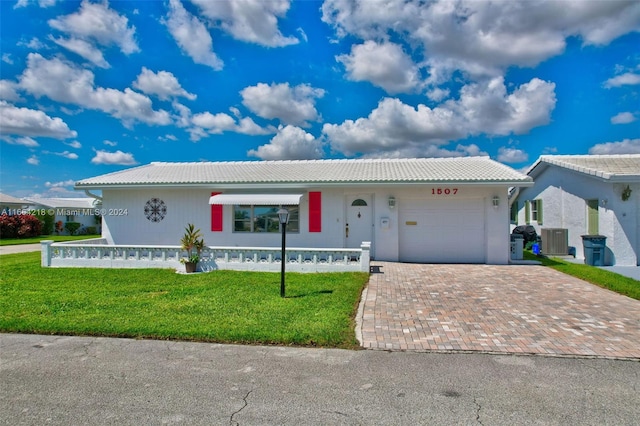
[84,190,103,205]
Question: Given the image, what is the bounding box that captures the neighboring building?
[512,154,640,266]
[75,157,532,264]
[24,197,101,235]
[0,192,28,214]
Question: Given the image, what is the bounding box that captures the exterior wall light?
[278,208,289,298]
[622,185,632,202]
[388,196,396,209]
[492,196,500,209]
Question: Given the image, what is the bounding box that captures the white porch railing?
[40,239,371,273]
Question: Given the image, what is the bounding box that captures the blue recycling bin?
[532,243,540,255]
[581,235,607,266]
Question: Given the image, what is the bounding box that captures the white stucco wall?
[516,166,639,266]
[101,184,513,264]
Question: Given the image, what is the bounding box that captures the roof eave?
[75,179,533,190]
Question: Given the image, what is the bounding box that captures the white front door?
[346,194,373,249]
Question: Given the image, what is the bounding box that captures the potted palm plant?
[180,223,205,273]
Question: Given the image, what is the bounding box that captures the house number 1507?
[432,188,458,195]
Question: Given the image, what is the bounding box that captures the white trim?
[209,193,303,205]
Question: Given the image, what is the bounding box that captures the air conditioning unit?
[541,228,568,255]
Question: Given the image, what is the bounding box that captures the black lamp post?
[277,208,289,298]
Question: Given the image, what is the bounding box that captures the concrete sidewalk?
[1,334,639,425]
[0,243,41,255]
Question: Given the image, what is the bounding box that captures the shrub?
[64,222,81,236]
[0,214,42,239]
[82,226,97,235]
[31,210,55,235]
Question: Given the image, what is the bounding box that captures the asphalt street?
[1,334,639,425]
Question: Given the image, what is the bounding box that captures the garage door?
[399,198,485,263]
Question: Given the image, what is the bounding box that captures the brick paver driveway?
[358,262,640,359]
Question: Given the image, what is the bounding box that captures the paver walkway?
[358,262,640,359]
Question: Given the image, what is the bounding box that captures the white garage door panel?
[399,199,485,263]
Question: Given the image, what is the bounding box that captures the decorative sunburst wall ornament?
[144,198,167,222]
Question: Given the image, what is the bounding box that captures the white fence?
[41,239,371,273]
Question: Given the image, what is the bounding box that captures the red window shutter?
[210,192,223,232]
[309,191,321,232]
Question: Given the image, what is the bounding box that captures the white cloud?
[19,54,171,126]
[14,0,57,8]
[497,147,528,163]
[27,155,39,165]
[0,100,77,139]
[322,0,640,83]
[297,27,308,43]
[359,143,488,159]
[603,72,640,88]
[236,117,274,136]
[57,151,79,159]
[2,54,14,65]
[337,40,421,94]
[91,149,138,165]
[192,111,236,133]
[611,112,637,124]
[189,110,273,141]
[43,150,78,160]
[190,0,298,47]
[45,179,75,188]
[453,77,557,135]
[49,36,109,68]
[164,0,224,70]
[65,140,82,149]
[241,82,325,127]
[427,87,450,102]
[103,140,117,147]
[19,37,46,50]
[323,77,555,157]
[133,68,196,101]
[48,0,139,55]
[248,125,323,160]
[589,138,640,155]
[0,80,23,102]
[1,136,40,147]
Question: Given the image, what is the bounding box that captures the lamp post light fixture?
[277,208,289,298]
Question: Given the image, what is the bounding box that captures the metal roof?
[527,154,640,182]
[75,157,532,188]
[0,192,26,205]
[24,197,97,209]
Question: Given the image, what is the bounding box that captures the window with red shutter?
[308,191,321,232]
[210,192,223,232]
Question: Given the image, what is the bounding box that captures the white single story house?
[73,157,532,265]
[24,197,101,235]
[512,154,640,266]
[0,192,28,214]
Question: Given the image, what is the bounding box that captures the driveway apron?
[358,262,640,359]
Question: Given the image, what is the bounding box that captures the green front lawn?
[0,252,369,348]
[0,235,101,246]
[523,251,640,300]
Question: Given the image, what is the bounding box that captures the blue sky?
[1,0,639,198]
